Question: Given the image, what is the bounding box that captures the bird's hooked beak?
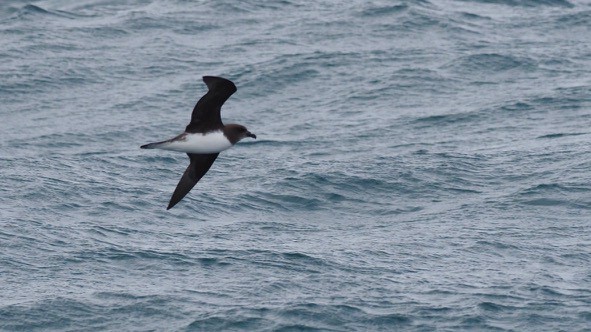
[246,131,257,139]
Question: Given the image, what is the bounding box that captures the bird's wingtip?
[166,201,176,210]
[202,76,237,94]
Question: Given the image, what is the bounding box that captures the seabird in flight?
[141,76,256,209]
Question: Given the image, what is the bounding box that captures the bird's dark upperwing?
[167,153,219,210]
[185,76,237,133]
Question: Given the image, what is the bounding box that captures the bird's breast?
[160,131,233,154]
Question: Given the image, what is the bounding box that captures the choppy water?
[2,0,591,330]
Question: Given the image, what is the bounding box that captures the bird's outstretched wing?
[167,153,219,210]
[185,76,237,133]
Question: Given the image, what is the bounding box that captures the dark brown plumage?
[141,76,256,210]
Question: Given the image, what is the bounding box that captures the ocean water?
[1,0,591,330]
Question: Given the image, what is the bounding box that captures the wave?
[445,53,537,74]
[9,4,92,20]
[457,0,573,7]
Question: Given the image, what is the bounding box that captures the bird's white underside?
[157,131,233,154]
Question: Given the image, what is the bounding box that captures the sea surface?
[1,0,591,330]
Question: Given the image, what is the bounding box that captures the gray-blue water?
[1,0,591,330]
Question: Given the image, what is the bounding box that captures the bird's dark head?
[223,124,256,144]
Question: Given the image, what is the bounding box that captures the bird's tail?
[140,141,166,149]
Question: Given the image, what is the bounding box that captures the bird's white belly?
[160,131,232,154]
